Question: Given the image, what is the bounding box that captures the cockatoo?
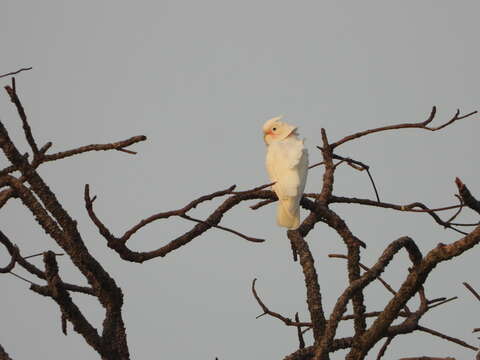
[263,116,308,230]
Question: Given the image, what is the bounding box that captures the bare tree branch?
[456,178,480,215]
[0,67,32,79]
[328,195,468,235]
[350,223,480,359]
[0,86,129,358]
[295,313,306,349]
[316,147,381,202]
[42,136,147,162]
[287,230,326,340]
[85,184,267,262]
[2,78,479,360]
[0,343,13,360]
[332,106,478,149]
[376,336,393,360]
[5,80,39,154]
[180,214,265,243]
[463,282,480,302]
[417,325,478,351]
[0,230,94,295]
[315,236,423,359]
[251,279,311,327]
[30,252,103,353]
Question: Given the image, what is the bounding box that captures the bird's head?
[262,116,297,145]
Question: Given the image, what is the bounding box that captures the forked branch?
[332,106,478,149]
[84,184,268,262]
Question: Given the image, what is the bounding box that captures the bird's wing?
[266,140,308,199]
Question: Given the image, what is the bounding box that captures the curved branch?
[251,279,311,327]
[119,184,238,242]
[355,222,480,358]
[0,112,129,358]
[42,135,147,162]
[1,135,147,178]
[180,214,264,243]
[0,230,94,295]
[329,195,468,235]
[85,185,271,262]
[332,107,478,149]
[0,235,18,273]
[314,236,422,359]
[329,253,412,315]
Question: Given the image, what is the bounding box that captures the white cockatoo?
[263,116,308,229]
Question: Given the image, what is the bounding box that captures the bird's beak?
[263,133,270,145]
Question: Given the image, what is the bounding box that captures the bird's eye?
[272,127,277,131]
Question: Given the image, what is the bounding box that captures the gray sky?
[1,1,480,359]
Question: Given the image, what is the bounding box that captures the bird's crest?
[262,115,284,133]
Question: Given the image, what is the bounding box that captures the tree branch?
[5,80,39,154]
[463,282,480,302]
[0,343,13,360]
[85,184,267,262]
[0,67,32,79]
[287,230,326,341]
[417,325,478,351]
[30,251,103,354]
[355,221,480,358]
[314,236,422,359]
[332,107,477,149]
[456,178,480,215]
[251,279,311,327]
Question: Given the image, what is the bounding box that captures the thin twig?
[43,136,147,162]
[317,147,381,202]
[376,336,393,360]
[5,81,39,154]
[119,184,237,243]
[232,182,274,194]
[463,282,480,302]
[328,195,468,235]
[295,313,305,349]
[445,195,464,224]
[308,161,324,170]
[417,325,478,351]
[24,252,64,260]
[427,296,458,310]
[179,214,265,243]
[0,67,32,79]
[9,271,36,285]
[251,279,311,327]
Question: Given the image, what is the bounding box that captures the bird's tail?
[277,197,300,229]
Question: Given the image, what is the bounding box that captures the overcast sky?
[1,1,480,359]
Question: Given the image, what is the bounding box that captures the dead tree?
[1,69,479,360]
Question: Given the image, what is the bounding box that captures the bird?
[262,116,308,229]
